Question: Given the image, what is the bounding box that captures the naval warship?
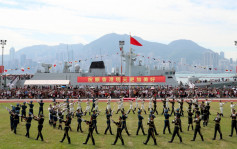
[8,50,178,88]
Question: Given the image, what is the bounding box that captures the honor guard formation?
[5,96,237,146]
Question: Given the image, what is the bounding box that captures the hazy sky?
[0,0,237,59]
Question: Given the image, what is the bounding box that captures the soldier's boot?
[92,138,95,145]
[126,130,130,136]
[89,112,91,115]
[154,139,157,145]
[180,136,182,143]
[40,133,44,141]
[220,133,223,139]
[128,110,130,114]
[144,111,147,114]
[35,134,39,140]
[77,125,79,132]
[188,125,190,131]
[133,110,135,114]
[60,134,66,142]
[68,137,71,144]
[142,129,147,135]
[192,125,193,130]
[201,135,204,141]
[112,138,118,145]
[121,139,124,145]
[84,112,87,116]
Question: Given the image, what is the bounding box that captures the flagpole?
[129,33,131,98]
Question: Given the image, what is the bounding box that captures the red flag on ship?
[4,69,7,72]
[130,36,142,46]
[21,68,24,72]
[54,64,56,67]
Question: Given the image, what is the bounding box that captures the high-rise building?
[20,54,26,66]
[9,47,15,68]
[203,52,219,67]
[230,58,233,64]
[220,51,224,59]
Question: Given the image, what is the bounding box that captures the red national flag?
[21,68,24,72]
[225,69,228,72]
[53,64,56,67]
[4,69,7,72]
[130,36,142,46]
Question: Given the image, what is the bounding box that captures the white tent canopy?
[24,80,70,86]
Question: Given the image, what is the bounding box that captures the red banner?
[77,76,166,83]
[0,66,4,73]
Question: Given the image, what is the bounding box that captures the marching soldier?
[161,98,166,115]
[21,102,27,122]
[176,108,183,132]
[219,100,227,117]
[136,110,146,135]
[13,110,20,134]
[230,102,237,114]
[213,113,222,140]
[91,110,99,134]
[163,109,171,134]
[58,108,65,130]
[186,100,192,111]
[203,105,208,127]
[140,98,147,114]
[178,99,184,116]
[170,98,175,116]
[28,101,34,115]
[84,99,91,116]
[112,117,124,145]
[153,98,158,115]
[168,116,182,143]
[75,108,84,132]
[34,114,44,141]
[23,112,33,138]
[69,100,75,118]
[91,97,96,112]
[187,109,194,131]
[106,96,111,113]
[60,116,71,144]
[133,97,139,113]
[229,109,237,137]
[104,110,113,135]
[48,104,53,125]
[121,111,130,136]
[148,97,153,112]
[77,99,83,112]
[52,108,58,128]
[149,110,159,135]
[9,108,15,131]
[143,115,157,145]
[83,117,95,145]
[116,98,123,114]
[191,111,204,141]
[15,104,21,124]
[200,101,205,116]
[127,99,135,114]
[38,99,44,115]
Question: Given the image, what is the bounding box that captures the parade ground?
[1,98,237,149]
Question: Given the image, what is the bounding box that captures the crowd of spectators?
[0,85,237,99]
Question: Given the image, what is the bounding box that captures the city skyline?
[0,0,237,59]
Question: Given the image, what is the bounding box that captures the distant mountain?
[12,33,214,71]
